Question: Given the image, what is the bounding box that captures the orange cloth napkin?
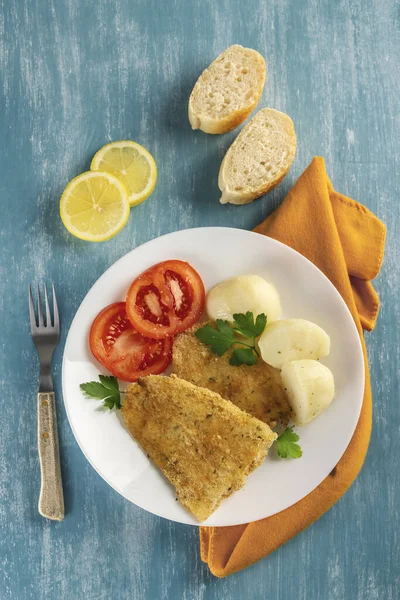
[200,156,386,577]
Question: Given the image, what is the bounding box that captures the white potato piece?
[281,360,335,424]
[258,318,330,369]
[206,275,281,323]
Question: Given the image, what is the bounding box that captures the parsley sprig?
[195,312,267,366]
[80,375,122,410]
[275,427,302,459]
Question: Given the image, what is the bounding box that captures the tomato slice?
[126,260,205,339]
[89,302,172,382]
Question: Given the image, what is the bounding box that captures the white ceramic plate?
[62,227,364,526]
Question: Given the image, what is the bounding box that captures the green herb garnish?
[229,347,258,366]
[80,375,122,410]
[195,320,235,356]
[232,311,267,339]
[195,311,267,366]
[275,427,302,459]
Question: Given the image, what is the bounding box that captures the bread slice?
[188,45,266,135]
[173,322,292,428]
[219,108,297,205]
[122,375,276,522]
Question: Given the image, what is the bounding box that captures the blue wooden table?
[1,0,399,598]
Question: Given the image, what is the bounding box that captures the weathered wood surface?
[0,0,399,598]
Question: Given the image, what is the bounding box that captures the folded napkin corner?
[200,156,386,577]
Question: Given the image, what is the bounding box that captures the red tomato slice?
[89,302,172,382]
[126,260,205,339]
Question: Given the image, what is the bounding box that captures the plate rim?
[62,226,365,526]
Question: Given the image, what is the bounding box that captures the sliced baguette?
[219,108,297,205]
[188,45,266,135]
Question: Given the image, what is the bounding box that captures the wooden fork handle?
[37,392,64,520]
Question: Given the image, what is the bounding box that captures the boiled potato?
[206,275,281,323]
[281,360,335,424]
[258,319,330,369]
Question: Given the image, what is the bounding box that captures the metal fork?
[29,283,64,521]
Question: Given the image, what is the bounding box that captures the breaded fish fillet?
[173,323,292,428]
[122,375,276,522]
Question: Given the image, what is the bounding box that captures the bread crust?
[188,45,266,135]
[218,108,297,204]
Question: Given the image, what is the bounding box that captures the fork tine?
[44,284,51,327]
[28,284,37,331]
[52,283,59,331]
[37,284,44,327]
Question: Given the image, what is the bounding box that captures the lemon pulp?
[91,140,157,207]
[60,171,130,242]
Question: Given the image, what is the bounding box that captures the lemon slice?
[90,140,157,207]
[60,171,130,242]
